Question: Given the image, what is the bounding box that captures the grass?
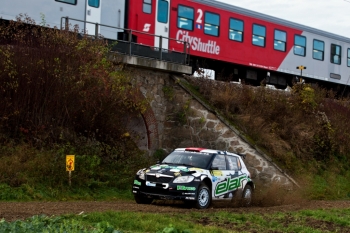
[1,208,349,233]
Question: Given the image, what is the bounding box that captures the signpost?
[296,65,306,83]
[66,155,75,186]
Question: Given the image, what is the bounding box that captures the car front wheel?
[195,183,211,209]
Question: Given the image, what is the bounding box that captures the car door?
[211,154,247,199]
[210,154,230,199]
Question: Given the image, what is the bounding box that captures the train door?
[85,0,102,35]
[154,0,170,50]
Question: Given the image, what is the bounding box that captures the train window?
[348,49,350,67]
[157,0,169,23]
[143,0,152,14]
[274,30,286,52]
[88,0,99,8]
[294,35,306,57]
[313,39,324,61]
[252,24,266,47]
[331,44,341,65]
[229,18,243,42]
[177,5,194,31]
[204,12,220,37]
[55,0,77,5]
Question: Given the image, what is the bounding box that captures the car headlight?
[136,169,145,180]
[173,176,194,183]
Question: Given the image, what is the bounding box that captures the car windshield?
[162,151,213,169]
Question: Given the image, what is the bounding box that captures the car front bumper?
[132,178,200,201]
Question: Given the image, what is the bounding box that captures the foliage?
[162,86,175,101]
[185,76,350,199]
[0,140,153,200]
[0,15,154,200]
[0,15,147,149]
[0,215,120,233]
[2,208,350,233]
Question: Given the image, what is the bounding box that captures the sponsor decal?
[177,186,196,191]
[146,181,156,187]
[174,172,181,177]
[143,23,151,32]
[189,168,203,172]
[176,30,220,55]
[182,192,196,195]
[215,175,247,196]
[151,166,161,170]
[185,197,195,200]
[133,180,141,186]
[151,165,189,172]
[211,170,223,177]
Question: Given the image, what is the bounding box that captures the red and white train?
[2,0,350,91]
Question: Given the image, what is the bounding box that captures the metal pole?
[95,23,99,39]
[183,42,187,64]
[65,17,69,31]
[128,30,132,56]
[159,36,163,61]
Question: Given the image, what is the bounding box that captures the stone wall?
[130,67,298,188]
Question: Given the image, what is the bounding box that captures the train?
[2,0,350,92]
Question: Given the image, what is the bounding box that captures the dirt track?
[1,200,350,222]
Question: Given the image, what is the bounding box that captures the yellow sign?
[66,155,75,171]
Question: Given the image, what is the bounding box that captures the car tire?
[195,183,211,209]
[134,195,153,205]
[241,184,253,207]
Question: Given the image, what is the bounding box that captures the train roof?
[193,0,350,43]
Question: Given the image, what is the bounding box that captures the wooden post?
[69,171,72,187]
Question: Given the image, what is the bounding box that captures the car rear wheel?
[134,195,153,205]
[241,184,253,207]
[195,183,211,209]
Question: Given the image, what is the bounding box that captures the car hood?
[144,164,205,177]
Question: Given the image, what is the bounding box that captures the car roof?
[174,147,240,157]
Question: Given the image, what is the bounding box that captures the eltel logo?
[143,23,151,32]
[214,175,247,196]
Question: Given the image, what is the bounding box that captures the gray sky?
[216,0,350,38]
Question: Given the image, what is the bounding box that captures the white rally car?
[132,147,255,209]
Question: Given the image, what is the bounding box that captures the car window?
[227,156,240,170]
[211,154,226,170]
[162,151,212,168]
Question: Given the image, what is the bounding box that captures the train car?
[128,0,350,91]
[2,0,350,91]
[0,0,126,39]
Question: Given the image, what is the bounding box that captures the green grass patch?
[2,208,350,233]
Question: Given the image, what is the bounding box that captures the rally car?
[132,147,255,209]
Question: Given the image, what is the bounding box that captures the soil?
[0,199,349,222]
